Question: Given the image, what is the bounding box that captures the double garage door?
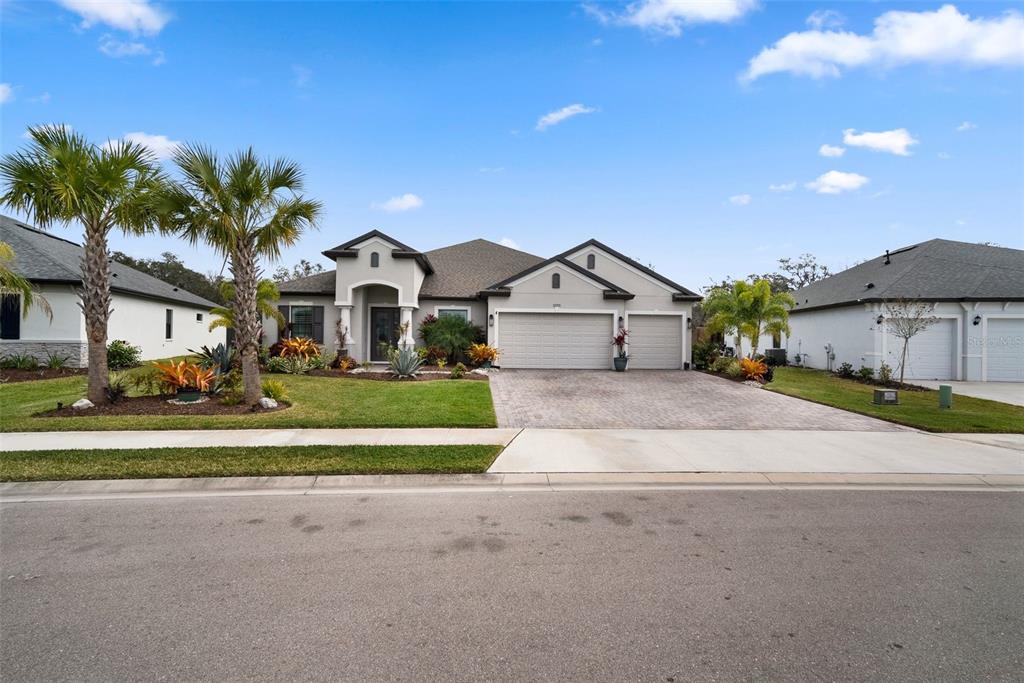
[497,312,683,369]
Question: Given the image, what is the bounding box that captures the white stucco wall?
[788,301,1022,381]
[108,293,225,361]
[0,284,88,366]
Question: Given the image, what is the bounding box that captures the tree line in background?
[0,125,322,405]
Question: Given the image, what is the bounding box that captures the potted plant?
[611,328,629,371]
[468,343,500,368]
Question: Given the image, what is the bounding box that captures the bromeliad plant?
[152,360,216,394]
[739,357,767,382]
[279,336,320,360]
[467,343,499,366]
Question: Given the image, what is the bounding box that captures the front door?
[370,307,400,361]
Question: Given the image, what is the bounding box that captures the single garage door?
[986,318,1024,382]
[887,318,956,380]
[627,314,683,369]
[498,312,611,369]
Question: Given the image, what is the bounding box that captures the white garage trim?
[981,313,1024,381]
[494,309,617,369]
[624,311,686,369]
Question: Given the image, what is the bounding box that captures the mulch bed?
[308,368,488,382]
[34,394,289,418]
[1,368,89,384]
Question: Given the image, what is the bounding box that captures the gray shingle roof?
[791,239,1024,313]
[1,215,218,309]
[420,239,543,298]
[276,269,336,295]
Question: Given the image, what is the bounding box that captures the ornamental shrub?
[107,339,141,369]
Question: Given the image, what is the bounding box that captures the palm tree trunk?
[232,243,263,405]
[81,221,111,404]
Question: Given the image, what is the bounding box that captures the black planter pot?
[613,356,628,372]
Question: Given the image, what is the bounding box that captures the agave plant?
[189,343,236,375]
[387,347,424,378]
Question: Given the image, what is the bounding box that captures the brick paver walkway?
[490,370,903,430]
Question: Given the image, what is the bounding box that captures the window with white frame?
[437,307,470,322]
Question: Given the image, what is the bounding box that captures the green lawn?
[768,367,1024,433]
[0,444,503,481]
[0,374,497,431]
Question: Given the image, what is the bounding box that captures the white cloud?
[372,193,423,213]
[819,143,845,157]
[105,131,180,159]
[768,181,797,192]
[98,34,151,57]
[292,65,312,88]
[729,194,752,205]
[843,128,918,155]
[0,83,12,104]
[743,4,1024,81]
[586,0,759,37]
[956,120,977,131]
[806,9,845,30]
[806,170,869,194]
[499,237,521,250]
[535,103,597,131]
[58,0,170,35]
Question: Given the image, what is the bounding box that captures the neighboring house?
[0,216,225,367]
[787,239,1024,382]
[271,230,701,369]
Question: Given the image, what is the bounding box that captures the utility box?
[939,384,953,409]
[873,389,900,405]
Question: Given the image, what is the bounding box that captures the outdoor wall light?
[876,315,884,325]
[617,316,624,328]
[488,314,494,327]
[686,317,692,329]
[973,315,981,326]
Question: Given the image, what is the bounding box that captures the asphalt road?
[2,489,1021,681]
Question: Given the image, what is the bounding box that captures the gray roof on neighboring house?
[791,238,1024,313]
[278,237,545,299]
[1,215,217,309]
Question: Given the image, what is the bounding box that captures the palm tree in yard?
[160,146,321,405]
[207,279,285,333]
[0,126,165,402]
[702,282,747,357]
[739,279,795,357]
[0,241,52,319]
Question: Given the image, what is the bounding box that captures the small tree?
[882,299,939,386]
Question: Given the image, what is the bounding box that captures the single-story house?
[0,215,225,367]
[271,230,701,369]
[787,238,1023,382]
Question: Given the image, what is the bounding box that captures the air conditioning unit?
[764,348,787,366]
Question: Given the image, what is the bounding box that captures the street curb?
[1,471,1021,502]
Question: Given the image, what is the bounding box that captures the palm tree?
[0,241,52,320]
[739,279,795,357]
[0,126,165,402]
[160,146,321,404]
[208,279,285,332]
[702,282,746,357]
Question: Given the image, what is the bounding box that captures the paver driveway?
[489,370,902,430]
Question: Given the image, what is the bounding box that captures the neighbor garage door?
[627,314,683,369]
[986,318,1024,382]
[498,312,611,369]
[888,318,956,380]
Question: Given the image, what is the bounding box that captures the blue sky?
[2,1,1022,290]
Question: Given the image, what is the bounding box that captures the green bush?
[0,353,39,370]
[420,316,478,362]
[835,362,854,378]
[709,356,735,374]
[104,372,130,403]
[857,366,875,382]
[878,362,893,384]
[691,339,720,370]
[44,351,71,369]
[261,379,288,402]
[724,360,744,378]
[107,340,142,369]
[450,362,467,379]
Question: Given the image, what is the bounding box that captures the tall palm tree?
[207,279,285,332]
[739,279,795,357]
[0,241,52,320]
[702,282,746,357]
[160,146,321,404]
[0,126,165,402]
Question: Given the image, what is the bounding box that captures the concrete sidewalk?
[0,428,519,451]
[489,429,1024,475]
